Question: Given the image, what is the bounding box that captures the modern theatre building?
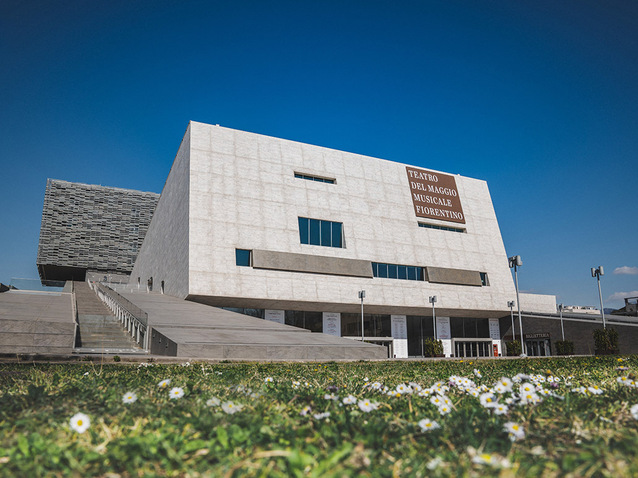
[129,121,557,357]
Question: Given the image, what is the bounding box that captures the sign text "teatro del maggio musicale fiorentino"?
[406,166,465,224]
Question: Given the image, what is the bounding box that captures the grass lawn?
[2,356,638,477]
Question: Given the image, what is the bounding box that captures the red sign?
[406,167,465,224]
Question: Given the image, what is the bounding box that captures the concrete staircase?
[74,282,144,354]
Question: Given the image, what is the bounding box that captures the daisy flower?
[630,404,638,420]
[158,379,171,389]
[494,377,513,394]
[479,392,497,408]
[418,418,441,432]
[358,399,379,413]
[300,405,312,416]
[519,392,542,405]
[504,422,525,441]
[437,404,452,415]
[493,403,509,415]
[313,412,331,420]
[587,385,603,395]
[343,395,357,405]
[70,413,91,434]
[264,377,274,383]
[206,397,221,407]
[473,369,482,378]
[122,392,137,404]
[324,393,338,401]
[222,401,243,414]
[430,395,444,407]
[396,383,412,394]
[472,452,510,468]
[169,387,184,399]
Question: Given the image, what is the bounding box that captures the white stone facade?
[132,121,520,319]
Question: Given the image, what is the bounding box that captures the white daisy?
[222,401,243,414]
[504,422,525,441]
[479,392,497,408]
[169,387,184,399]
[358,399,379,413]
[69,413,91,434]
[264,376,274,383]
[343,395,357,405]
[206,397,221,407]
[122,392,137,404]
[158,379,171,389]
[630,404,638,420]
[418,418,441,432]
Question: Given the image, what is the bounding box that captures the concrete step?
[74,282,144,352]
[74,347,148,355]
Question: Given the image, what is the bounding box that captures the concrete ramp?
[118,290,387,360]
[0,291,74,354]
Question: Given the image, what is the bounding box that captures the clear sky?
[1,0,636,309]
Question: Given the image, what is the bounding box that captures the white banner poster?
[322,312,341,337]
[391,315,407,339]
[488,318,501,340]
[441,339,452,357]
[264,309,285,324]
[391,315,408,358]
[436,316,451,340]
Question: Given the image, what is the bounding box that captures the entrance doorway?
[453,339,493,358]
[525,339,551,357]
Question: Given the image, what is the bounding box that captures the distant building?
[562,305,600,315]
[37,179,159,282]
[612,297,638,317]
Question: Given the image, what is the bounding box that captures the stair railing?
[92,281,150,351]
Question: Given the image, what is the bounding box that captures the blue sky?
[1,0,636,309]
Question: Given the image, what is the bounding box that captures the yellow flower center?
[77,420,83,426]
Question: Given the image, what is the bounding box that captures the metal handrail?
[91,281,150,351]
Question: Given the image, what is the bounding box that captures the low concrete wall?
[0,292,75,354]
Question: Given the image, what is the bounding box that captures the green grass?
[1,356,638,476]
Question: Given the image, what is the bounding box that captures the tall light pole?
[558,303,565,341]
[508,255,526,356]
[358,290,366,341]
[591,266,606,328]
[429,296,438,340]
[508,300,516,341]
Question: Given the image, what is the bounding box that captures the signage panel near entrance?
[406,166,465,224]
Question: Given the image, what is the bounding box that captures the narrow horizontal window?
[418,222,466,233]
[235,249,252,267]
[372,262,424,281]
[294,172,335,184]
[298,217,344,248]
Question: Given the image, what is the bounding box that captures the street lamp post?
[429,296,438,340]
[591,266,606,328]
[508,255,526,356]
[558,303,565,341]
[508,300,516,342]
[358,290,366,341]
